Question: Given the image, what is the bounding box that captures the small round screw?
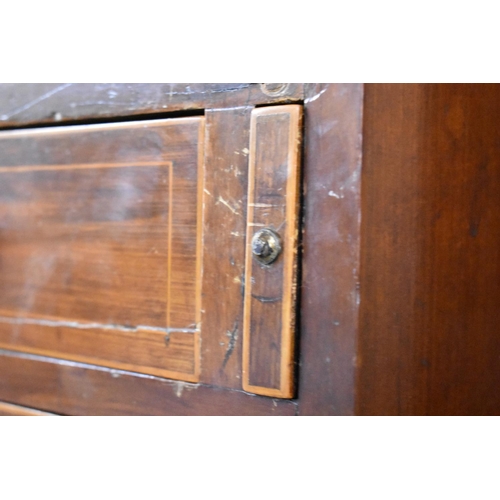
[251,228,282,265]
[260,83,290,96]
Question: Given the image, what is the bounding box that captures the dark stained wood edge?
[0,400,57,416]
[298,84,364,415]
[0,84,304,129]
[0,350,297,416]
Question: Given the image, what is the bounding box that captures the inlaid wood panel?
[243,105,302,398]
[0,118,204,381]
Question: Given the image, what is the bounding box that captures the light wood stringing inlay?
[0,117,204,382]
[242,105,302,398]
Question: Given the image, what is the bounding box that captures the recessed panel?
[0,118,204,381]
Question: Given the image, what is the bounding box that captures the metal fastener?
[251,228,282,265]
[260,83,290,97]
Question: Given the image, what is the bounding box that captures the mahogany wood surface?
[298,84,364,415]
[243,105,302,398]
[0,83,303,129]
[200,106,252,389]
[0,349,297,416]
[0,400,57,416]
[0,117,204,382]
[357,84,500,415]
[0,83,498,415]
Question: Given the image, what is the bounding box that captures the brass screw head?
[251,228,282,265]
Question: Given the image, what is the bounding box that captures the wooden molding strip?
[0,349,297,416]
[0,84,304,129]
[0,401,56,416]
[242,105,302,398]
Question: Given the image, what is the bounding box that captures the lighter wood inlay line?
[166,161,174,331]
[242,105,302,399]
[194,119,205,379]
[0,161,172,173]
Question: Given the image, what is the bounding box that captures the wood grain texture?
[200,107,252,389]
[0,401,56,416]
[357,84,500,415]
[298,84,364,415]
[243,105,302,398]
[0,117,204,381]
[0,83,303,129]
[0,350,297,416]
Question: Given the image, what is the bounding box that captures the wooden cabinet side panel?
[358,84,500,415]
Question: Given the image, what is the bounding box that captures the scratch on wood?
[173,380,198,398]
[221,322,238,370]
[305,87,327,104]
[251,294,282,303]
[165,84,252,98]
[0,83,73,120]
[0,315,196,335]
[328,190,342,199]
[249,203,279,208]
[216,196,240,215]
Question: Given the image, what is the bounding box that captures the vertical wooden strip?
[200,107,252,388]
[298,84,364,415]
[194,118,205,380]
[166,163,173,328]
[243,105,302,398]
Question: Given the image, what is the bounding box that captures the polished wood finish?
[0,400,56,416]
[0,349,297,416]
[0,83,303,129]
[200,106,252,389]
[1,83,498,415]
[298,84,364,415]
[243,105,302,398]
[0,118,204,381]
[357,84,500,415]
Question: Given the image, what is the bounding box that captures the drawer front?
[0,118,204,381]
